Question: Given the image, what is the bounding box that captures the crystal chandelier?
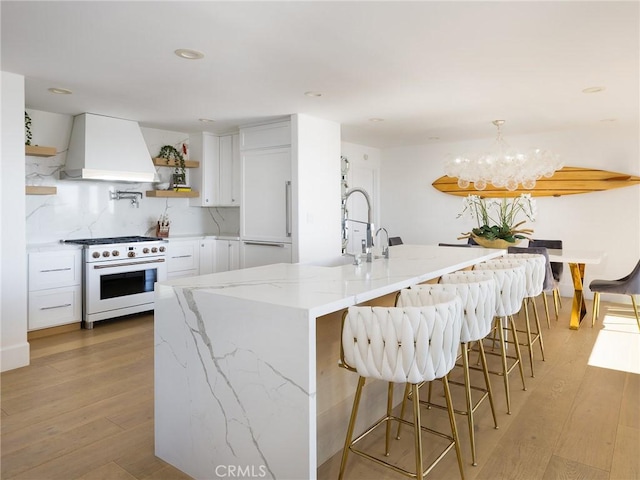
[444,120,563,191]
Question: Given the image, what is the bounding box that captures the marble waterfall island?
[154,245,504,479]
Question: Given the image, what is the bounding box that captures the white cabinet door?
[166,240,199,278]
[29,250,81,291]
[199,239,215,275]
[241,147,292,242]
[189,132,220,207]
[28,286,82,330]
[214,239,240,272]
[240,121,290,150]
[228,240,240,270]
[241,241,292,269]
[219,134,240,206]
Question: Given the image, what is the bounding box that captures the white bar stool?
[473,260,527,414]
[338,292,465,480]
[395,272,499,467]
[499,252,547,377]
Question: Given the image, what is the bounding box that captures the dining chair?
[338,294,466,480]
[589,258,640,330]
[529,239,563,314]
[389,236,404,246]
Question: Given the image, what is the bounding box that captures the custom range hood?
[63,113,156,182]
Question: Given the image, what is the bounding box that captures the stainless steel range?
[64,236,167,329]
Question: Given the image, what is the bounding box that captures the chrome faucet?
[344,187,374,262]
[375,227,389,259]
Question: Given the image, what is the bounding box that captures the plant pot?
[472,235,521,249]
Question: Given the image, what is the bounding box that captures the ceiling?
[2,1,638,148]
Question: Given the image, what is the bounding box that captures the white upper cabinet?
[239,121,290,150]
[190,132,240,207]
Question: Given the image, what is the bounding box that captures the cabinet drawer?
[28,286,81,330]
[29,250,81,290]
[240,121,290,150]
[166,243,199,273]
[167,269,199,280]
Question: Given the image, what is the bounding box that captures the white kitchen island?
[154,244,504,480]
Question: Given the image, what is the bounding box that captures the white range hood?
[63,113,156,182]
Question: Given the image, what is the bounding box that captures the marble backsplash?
[25,109,239,245]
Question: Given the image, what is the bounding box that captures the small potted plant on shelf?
[157,145,186,189]
[25,111,32,145]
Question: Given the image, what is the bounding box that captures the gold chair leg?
[522,299,535,377]
[477,340,499,430]
[385,382,394,456]
[553,288,561,320]
[542,291,551,328]
[395,383,410,440]
[592,292,600,327]
[631,295,640,331]
[496,316,512,414]
[412,383,424,480]
[338,376,366,480]
[509,315,527,393]
[461,343,477,466]
[442,376,465,480]
[531,297,545,361]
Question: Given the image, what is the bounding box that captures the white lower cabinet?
[241,241,292,269]
[215,239,240,272]
[28,250,82,330]
[166,240,200,279]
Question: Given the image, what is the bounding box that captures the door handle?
[285,180,292,237]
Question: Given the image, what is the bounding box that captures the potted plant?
[157,145,186,187]
[25,111,32,145]
[457,194,536,248]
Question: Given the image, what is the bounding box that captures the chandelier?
[444,120,563,191]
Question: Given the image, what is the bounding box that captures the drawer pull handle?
[40,303,72,310]
[171,255,192,259]
[40,268,72,273]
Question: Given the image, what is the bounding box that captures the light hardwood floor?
[1,299,638,480]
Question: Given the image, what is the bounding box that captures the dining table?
[547,249,605,329]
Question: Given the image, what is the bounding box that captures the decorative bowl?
[155,182,170,190]
[472,235,521,249]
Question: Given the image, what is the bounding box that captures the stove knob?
[159,246,166,252]
[112,250,120,257]
[151,247,158,253]
[143,247,150,254]
[128,251,136,258]
[92,251,100,258]
[103,251,110,257]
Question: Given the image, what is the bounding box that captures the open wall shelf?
[25,145,57,157]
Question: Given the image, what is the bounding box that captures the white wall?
[1,71,30,371]
[380,124,640,299]
[25,109,239,244]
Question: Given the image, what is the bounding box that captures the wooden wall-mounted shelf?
[26,145,57,157]
[152,158,200,169]
[145,190,199,198]
[26,186,57,195]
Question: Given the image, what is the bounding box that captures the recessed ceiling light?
[198,118,215,123]
[582,86,605,94]
[48,87,72,95]
[428,136,440,140]
[369,118,384,122]
[599,118,617,122]
[174,49,204,60]
[304,91,322,97]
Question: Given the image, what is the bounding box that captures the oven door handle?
[92,258,166,269]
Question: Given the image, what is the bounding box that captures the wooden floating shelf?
[25,145,57,157]
[152,158,200,168]
[145,190,199,198]
[26,186,57,195]
[432,166,640,198]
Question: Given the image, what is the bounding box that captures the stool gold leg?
[339,376,366,480]
[531,297,545,361]
[522,299,535,377]
[631,295,640,331]
[477,340,498,430]
[385,382,394,456]
[461,342,477,466]
[509,315,527,392]
[395,383,410,440]
[496,316,511,414]
[542,292,551,328]
[412,383,424,480]
[442,376,465,480]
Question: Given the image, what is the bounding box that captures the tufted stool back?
[474,260,526,317]
[342,292,462,384]
[398,273,497,344]
[500,253,545,298]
